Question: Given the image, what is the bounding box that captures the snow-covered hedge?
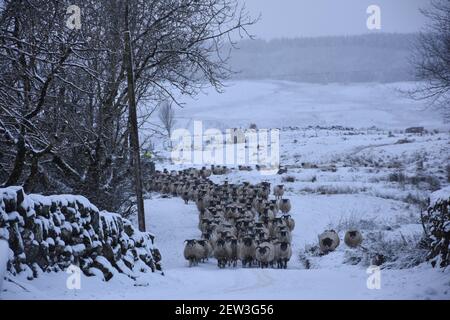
[0,187,162,281]
[425,186,450,268]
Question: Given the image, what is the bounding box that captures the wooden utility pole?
[124,2,146,232]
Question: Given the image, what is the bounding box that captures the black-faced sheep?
[255,241,275,268]
[281,214,295,232]
[318,230,340,254]
[344,230,363,248]
[183,239,203,267]
[273,185,285,200]
[274,241,292,269]
[238,236,256,268]
[279,199,291,214]
[213,239,228,268]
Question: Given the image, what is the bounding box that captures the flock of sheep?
[148,165,364,270]
[148,166,295,269]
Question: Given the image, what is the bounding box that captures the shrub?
[423,187,450,268]
[341,231,428,269]
[281,175,296,183]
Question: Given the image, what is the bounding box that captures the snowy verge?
[0,187,162,282]
[0,240,7,294]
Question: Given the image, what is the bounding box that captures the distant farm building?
[405,127,425,134]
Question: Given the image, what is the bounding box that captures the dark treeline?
[226,33,418,83]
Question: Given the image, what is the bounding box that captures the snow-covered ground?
[172,81,447,131]
[3,195,449,299]
[2,81,450,299]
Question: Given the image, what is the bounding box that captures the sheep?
[151,168,296,270]
[277,227,292,244]
[255,241,275,268]
[269,200,279,212]
[318,230,340,254]
[281,214,295,231]
[238,236,256,268]
[225,238,238,267]
[181,191,190,204]
[197,239,213,262]
[279,199,291,214]
[344,230,363,248]
[200,167,212,178]
[183,240,203,267]
[273,185,284,200]
[274,241,292,269]
[196,197,206,213]
[213,239,228,268]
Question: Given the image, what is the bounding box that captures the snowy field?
[2,80,450,299]
[173,80,447,131]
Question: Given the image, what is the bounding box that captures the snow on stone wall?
[426,187,450,268]
[0,187,162,281]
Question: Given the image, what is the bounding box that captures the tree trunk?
[124,3,146,232]
[4,135,26,187]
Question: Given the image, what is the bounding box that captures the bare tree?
[0,0,257,213]
[411,0,450,116]
[158,101,176,148]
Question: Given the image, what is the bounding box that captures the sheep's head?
[243,237,254,246]
[185,239,197,247]
[322,237,333,248]
[348,231,357,238]
[197,240,206,246]
[258,246,270,254]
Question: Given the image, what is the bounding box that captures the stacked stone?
[0,187,162,281]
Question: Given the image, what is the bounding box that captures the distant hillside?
[226,33,418,83]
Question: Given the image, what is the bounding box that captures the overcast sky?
[242,0,430,39]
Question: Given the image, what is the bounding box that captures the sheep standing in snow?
[273,185,285,200]
[183,239,203,267]
[279,199,291,214]
[318,230,340,254]
[277,227,292,244]
[255,241,275,268]
[197,240,213,262]
[181,191,190,204]
[225,238,238,267]
[213,239,228,268]
[238,236,256,268]
[274,241,292,269]
[282,214,295,231]
[344,230,363,248]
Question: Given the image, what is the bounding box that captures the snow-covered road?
[138,195,449,300]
